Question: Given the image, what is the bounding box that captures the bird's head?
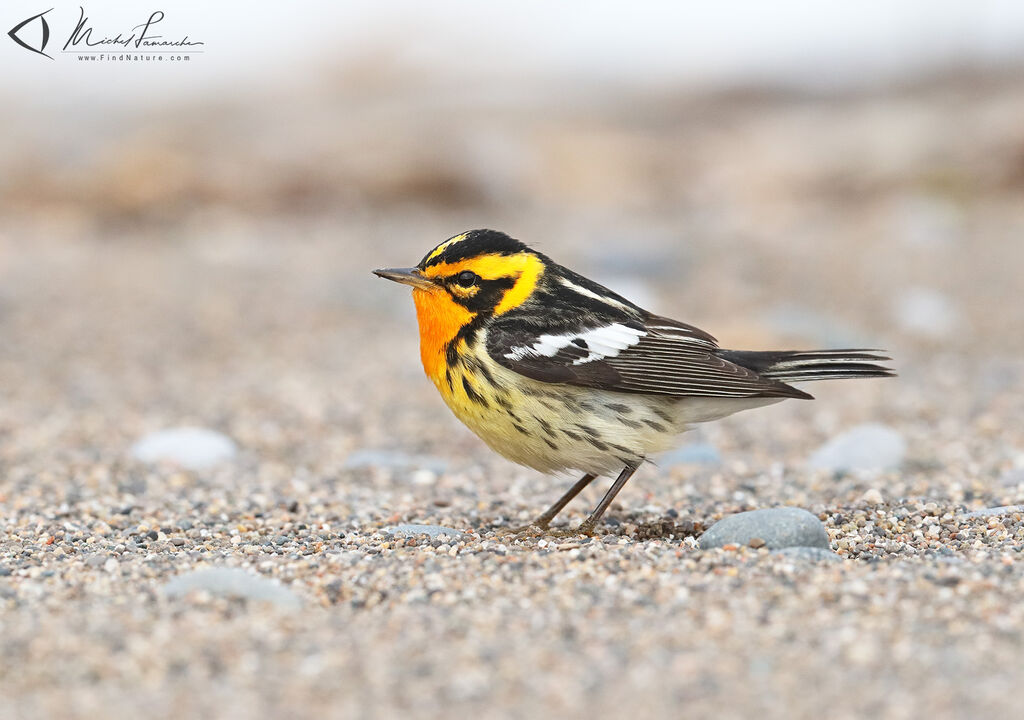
[373,229,546,320]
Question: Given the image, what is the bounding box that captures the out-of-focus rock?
[162,568,301,609]
[343,449,448,474]
[658,442,722,467]
[132,427,237,470]
[893,287,960,340]
[384,524,464,539]
[959,505,1024,519]
[761,303,868,347]
[808,424,905,473]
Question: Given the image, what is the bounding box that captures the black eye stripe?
[444,275,518,313]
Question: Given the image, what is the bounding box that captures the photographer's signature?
[63,7,203,51]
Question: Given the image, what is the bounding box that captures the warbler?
[375,229,892,534]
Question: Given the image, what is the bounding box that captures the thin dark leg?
[578,463,640,535]
[530,473,597,529]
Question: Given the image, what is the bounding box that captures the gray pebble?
[131,427,237,470]
[772,546,842,563]
[384,524,464,539]
[162,568,301,610]
[699,508,830,550]
[960,505,1024,519]
[658,442,722,467]
[807,423,905,473]
[344,450,447,474]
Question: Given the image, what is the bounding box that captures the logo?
[7,6,204,62]
[8,8,53,59]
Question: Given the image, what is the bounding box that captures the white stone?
[808,424,905,473]
[893,287,960,339]
[132,427,237,469]
[162,568,301,609]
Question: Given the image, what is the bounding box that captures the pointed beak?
[373,267,435,289]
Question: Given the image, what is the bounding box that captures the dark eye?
[455,270,478,288]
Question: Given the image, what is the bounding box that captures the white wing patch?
[505,323,646,365]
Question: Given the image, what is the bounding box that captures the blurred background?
[3,2,1024,718]
[2,0,1022,473]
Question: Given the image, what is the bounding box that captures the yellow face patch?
[421,252,544,315]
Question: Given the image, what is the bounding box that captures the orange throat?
[412,287,476,386]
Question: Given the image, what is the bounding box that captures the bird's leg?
[527,473,597,529]
[577,463,640,535]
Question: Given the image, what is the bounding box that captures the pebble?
[893,287,960,339]
[658,442,722,467]
[162,568,301,610]
[343,450,448,474]
[131,427,238,469]
[384,524,465,539]
[760,303,866,347]
[860,488,885,505]
[699,508,830,550]
[807,424,906,473]
[772,546,842,563]
[960,505,1024,519]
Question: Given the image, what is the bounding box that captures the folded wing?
[488,314,814,399]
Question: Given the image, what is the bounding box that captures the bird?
[374,229,893,534]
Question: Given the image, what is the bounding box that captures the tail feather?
[719,349,895,386]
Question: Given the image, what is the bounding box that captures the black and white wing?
[487,314,812,400]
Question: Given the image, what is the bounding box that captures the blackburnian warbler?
[375,229,893,534]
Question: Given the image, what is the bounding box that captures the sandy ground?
[2,75,1024,719]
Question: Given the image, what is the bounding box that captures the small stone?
[772,547,842,563]
[960,505,1024,519]
[699,508,830,550]
[383,524,464,539]
[893,287,960,339]
[132,427,237,469]
[808,424,905,473]
[343,450,447,474]
[162,568,301,609]
[748,537,766,549]
[658,442,722,467]
[860,488,885,505]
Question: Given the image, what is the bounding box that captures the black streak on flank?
[538,399,559,413]
[644,419,667,433]
[652,407,673,423]
[606,403,631,414]
[445,367,454,392]
[462,376,488,407]
[587,437,610,452]
[512,422,529,436]
[544,437,559,450]
[476,361,496,387]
